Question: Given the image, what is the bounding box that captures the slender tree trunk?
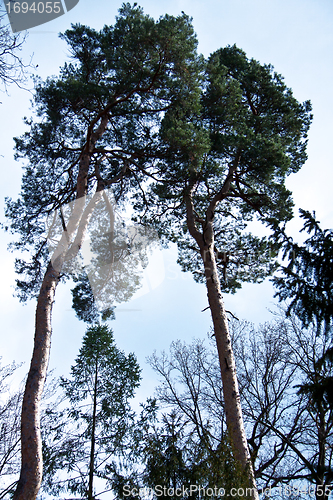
[13,115,109,500]
[13,220,82,499]
[202,245,258,499]
[13,202,92,500]
[13,262,59,500]
[88,360,99,500]
[184,173,259,499]
[13,209,95,499]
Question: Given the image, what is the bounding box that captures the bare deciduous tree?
[0,7,29,91]
[0,360,22,499]
[148,315,333,498]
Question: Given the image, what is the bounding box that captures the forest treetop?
[4,3,312,305]
[3,4,313,499]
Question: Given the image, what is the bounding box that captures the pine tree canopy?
[4,3,202,302]
[274,209,333,335]
[137,45,312,291]
[4,3,312,301]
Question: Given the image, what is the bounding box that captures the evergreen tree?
[42,324,141,499]
[140,412,247,500]
[273,211,333,499]
[135,44,312,496]
[4,5,201,497]
[142,412,194,498]
[4,6,312,497]
[110,401,248,500]
[273,211,333,413]
[274,209,333,336]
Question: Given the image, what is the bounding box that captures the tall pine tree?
[5,6,201,497]
[5,8,312,498]
[42,324,141,499]
[134,45,312,496]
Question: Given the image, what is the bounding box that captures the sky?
[0,0,332,408]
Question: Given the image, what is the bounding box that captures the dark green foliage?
[143,412,195,496]
[42,324,141,498]
[110,401,249,500]
[177,228,279,293]
[203,47,311,183]
[274,209,333,335]
[273,210,333,495]
[297,357,333,413]
[5,6,312,301]
[140,412,249,500]
[71,273,115,323]
[137,44,312,292]
[4,3,201,302]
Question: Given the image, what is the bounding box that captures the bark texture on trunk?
[202,245,259,499]
[88,360,99,500]
[13,115,110,500]
[184,160,259,498]
[204,249,248,461]
[13,262,59,500]
[13,200,100,499]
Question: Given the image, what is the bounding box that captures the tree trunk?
[13,199,93,499]
[88,360,99,500]
[13,115,109,500]
[13,206,97,498]
[13,262,59,499]
[13,218,82,499]
[201,245,259,499]
[184,174,258,497]
[183,155,258,498]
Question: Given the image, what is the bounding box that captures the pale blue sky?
[0,0,332,402]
